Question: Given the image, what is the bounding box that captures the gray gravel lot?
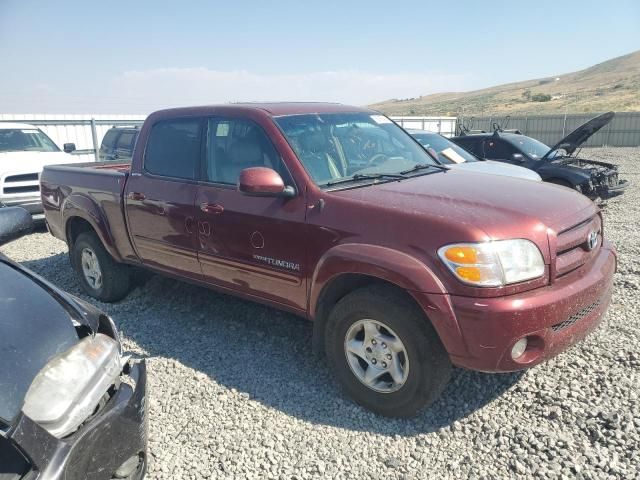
[2,147,639,479]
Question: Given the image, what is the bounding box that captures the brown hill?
[370,50,640,116]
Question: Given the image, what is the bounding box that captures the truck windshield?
[0,129,60,153]
[275,113,438,186]
[505,136,551,160]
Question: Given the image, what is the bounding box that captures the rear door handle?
[128,192,146,201]
[200,202,224,215]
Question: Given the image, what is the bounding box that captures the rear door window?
[454,137,483,157]
[100,130,119,152]
[144,118,203,180]
[482,139,517,160]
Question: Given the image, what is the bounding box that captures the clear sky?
[1,0,638,113]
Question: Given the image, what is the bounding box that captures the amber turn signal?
[444,246,478,264]
[455,266,482,282]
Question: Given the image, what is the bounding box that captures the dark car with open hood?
[0,207,147,480]
[452,112,629,199]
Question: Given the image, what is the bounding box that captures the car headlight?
[22,333,123,438]
[438,239,545,287]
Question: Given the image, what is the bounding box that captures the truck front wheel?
[71,231,132,302]
[324,285,451,417]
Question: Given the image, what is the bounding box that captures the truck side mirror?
[512,153,525,162]
[238,167,295,198]
[0,207,33,246]
[63,143,76,153]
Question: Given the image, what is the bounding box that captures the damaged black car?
[452,112,629,199]
[0,207,147,480]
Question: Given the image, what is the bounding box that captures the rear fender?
[62,194,122,262]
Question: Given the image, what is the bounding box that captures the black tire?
[71,231,132,302]
[324,285,451,417]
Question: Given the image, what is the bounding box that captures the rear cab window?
[144,118,203,180]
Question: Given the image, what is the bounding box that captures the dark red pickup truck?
[41,103,616,416]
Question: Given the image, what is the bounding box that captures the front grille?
[555,215,602,278]
[5,173,39,183]
[3,185,40,194]
[2,171,40,196]
[552,299,601,332]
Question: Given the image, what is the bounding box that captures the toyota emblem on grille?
[587,230,599,250]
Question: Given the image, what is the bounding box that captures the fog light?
[511,338,528,359]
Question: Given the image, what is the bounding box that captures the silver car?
[407,129,541,181]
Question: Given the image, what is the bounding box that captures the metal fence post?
[605,121,612,147]
[90,118,99,162]
[561,112,567,138]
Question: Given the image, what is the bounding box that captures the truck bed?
[40,161,137,262]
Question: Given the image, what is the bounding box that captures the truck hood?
[543,111,614,159]
[0,259,78,425]
[450,160,541,181]
[333,168,595,236]
[0,151,84,176]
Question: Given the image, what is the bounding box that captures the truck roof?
[151,102,377,118]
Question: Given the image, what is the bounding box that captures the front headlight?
[438,239,545,287]
[22,333,123,438]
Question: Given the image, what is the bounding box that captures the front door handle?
[200,202,224,215]
[128,192,146,201]
[185,216,195,234]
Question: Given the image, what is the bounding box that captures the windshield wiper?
[400,163,449,175]
[324,173,406,187]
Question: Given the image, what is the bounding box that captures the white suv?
[0,123,84,220]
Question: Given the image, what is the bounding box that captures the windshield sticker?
[440,147,467,164]
[370,115,392,125]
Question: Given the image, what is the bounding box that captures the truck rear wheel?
[71,231,132,302]
[324,285,451,417]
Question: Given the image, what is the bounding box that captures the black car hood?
[0,259,79,426]
[543,112,614,159]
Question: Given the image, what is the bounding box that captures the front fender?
[309,244,446,317]
[309,243,467,357]
[62,194,123,262]
[538,164,590,185]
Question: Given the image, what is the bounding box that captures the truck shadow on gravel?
[23,251,524,436]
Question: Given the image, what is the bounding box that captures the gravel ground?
[2,147,639,479]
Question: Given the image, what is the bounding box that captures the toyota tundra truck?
[41,103,616,417]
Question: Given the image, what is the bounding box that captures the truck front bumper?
[7,359,147,480]
[418,240,616,373]
[599,179,630,199]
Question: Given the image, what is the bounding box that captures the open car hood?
[542,111,614,159]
